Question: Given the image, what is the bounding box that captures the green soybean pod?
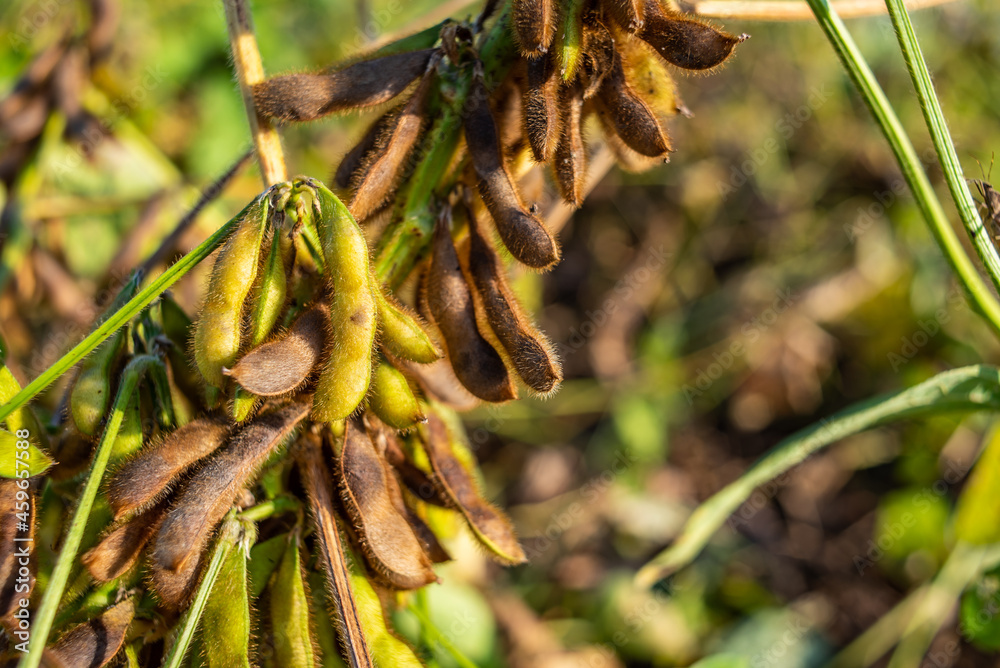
[202,542,252,668]
[368,358,424,430]
[347,551,423,668]
[194,196,269,389]
[270,532,317,668]
[375,288,440,364]
[109,393,143,465]
[250,224,291,348]
[310,182,377,422]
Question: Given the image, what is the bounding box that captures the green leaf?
[636,365,1000,586]
[961,565,1000,650]
[0,428,53,478]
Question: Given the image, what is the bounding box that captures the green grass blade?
[0,195,262,426]
[23,354,163,667]
[882,0,1000,294]
[635,365,1000,587]
[803,0,1000,337]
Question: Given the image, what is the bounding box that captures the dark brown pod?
[639,0,746,71]
[425,211,517,403]
[597,47,670,157]
[0,480,33,622]
[254,49,435,122]
[521,54,562,163]
[603,0,644,32]
[384,433,450,507]
[511,0,556,57]
[552,82,587,206]
[107,416,230,520]
[150,548,205,610]
[463,75,560,270]
[335,110,395,189]
[82,501,169,583]
[41,598,135,668]
[338,421,437,589]
[153,402,310,573]
[225,304,328,397]
[579,21,616,100]
[465,214,562,394]
[348,70,433,221]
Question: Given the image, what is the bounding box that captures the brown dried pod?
[150,547,205,610]
[153,402,310,573]
[349,69,434,221]
[465,214,562,394]
[335,110,395,189]
[603,0,644,32]
[82,501,169,583]
[579,21,616,100]
[106,416,230,521]
[384,432,450,507]
[225,303,328,397]
[639,0,746,71]
[511,0,556,57]
[521,54,562,163]
[41,598,135,668]
[597,46,670,158]
[420,414,525,564]
[464,74,560,270]
[425,210,517,403]
[0,479,33,622]
[254,49,435,122]
[552,82,587,206]
[338,421,437,589]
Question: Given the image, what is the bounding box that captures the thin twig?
[679,0,958,21]
[222,0,287,186]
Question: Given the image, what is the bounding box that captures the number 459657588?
[14,429,32,486]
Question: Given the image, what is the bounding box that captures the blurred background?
[3,0,1000,665]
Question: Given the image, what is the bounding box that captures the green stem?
[804,0,1000,337]
[23,355,163,667]
[882,0,1000,294]
[0,195,262,426]
[237,495,300,522]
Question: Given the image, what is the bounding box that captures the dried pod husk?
[597,46,670,158]
[69,329,126,437]
[194,198,268,388]
[153,402,309,573]
[338,421,436,589]
[368,358,424,430]
[335,111,396,190]
[579,21,616,100]
[384,432,451,507]
[464,214,562,394]
[639,0,745,70]
[419,413,526,564]
[522,53,562,163]
[82,501,169,583]
[107,416,230,521]
[268,532,317,668]
[552,82,587,205]
[464,75,560,270]
[425,211,516,403]
[512,0,556,57]
[254,49,435,122]
[226,303,328,398]
[201,542,251,668]
[375,288,440,364]
[150,547,205,610]
[0,479,34,623]
[603,0,644,32]
[349,70,433,221]
[311,185,377,422]
[42,598,135,668]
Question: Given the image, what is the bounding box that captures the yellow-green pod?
[348,553,423,668]
[310,182,377,422]
[231,388,260,424]
[368,358,424,430]
[194,197,269,388]
[70,328,126,437]
[375,288,440,364]
[250,226,291,348]
[109,393,143,465]
[202,543,252,668]
[270,532,317,668]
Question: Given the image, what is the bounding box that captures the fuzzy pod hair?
[254,49,435,122]
[511,0,557,57]
[596,45,671,158]
[201,539,252,668]
[375,287,441,364]
[367,358,425,429]
[602,0,644,32]
[521,53,562,163]
[82,500,169,583]
[639,0,746,71]
[552,81,587,206]
[41,598,135,668]
[334,109,397,190]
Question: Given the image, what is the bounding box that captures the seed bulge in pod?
[254,49,435,122]
[419,413,526,564]
[41,598,135,668]
[522,53,562,163]
[512,0,556,57]
[640,0,746,71]
[311,183,377,422]
[375,444,450,563]
[225,303,328,397]
[269,532,317,668]
[202,540,251,668]
[597,46,670,158]
[150,546,205,610]
[464,74,560,270]
[194,197,268,388]
[153,402,309,573]
[82,500,169,583]
[338,420,436,589]
[465,214,562,394]
[425,211,516,403]
[107,416,230,520]
[375,287,440,364]
[368,358,424,430]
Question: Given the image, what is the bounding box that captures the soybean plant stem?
[23,355,163,668]
[804,0,1000,338]
[222,0,287,186]
[882,0,1000,301]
